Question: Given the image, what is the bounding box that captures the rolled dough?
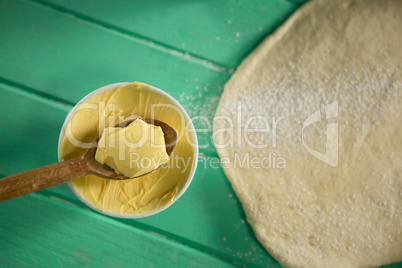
[213,0,402,267]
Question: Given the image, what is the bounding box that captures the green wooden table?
[0,0,400,267]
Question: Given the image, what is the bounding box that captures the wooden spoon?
[0,118,177,202]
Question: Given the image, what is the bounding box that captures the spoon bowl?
[86,118,178,180]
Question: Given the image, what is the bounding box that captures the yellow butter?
[95,119,170,178]
[60,82,196,216]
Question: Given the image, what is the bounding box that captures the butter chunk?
[95,119,169,178]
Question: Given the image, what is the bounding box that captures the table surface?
[0,0,401,267]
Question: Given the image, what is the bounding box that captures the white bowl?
[58,82,198,218]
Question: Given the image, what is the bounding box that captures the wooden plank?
[0,193,236,267]
[39,155,282,267]
[0,0,229,104]
[4,1,398,268]
[0,83,281,266]
[36,0,299,68]
[285,0,308,4]
[0,83,399,268]
[136,153,282,267]
[0,0,230,156]
[0,84,69,175]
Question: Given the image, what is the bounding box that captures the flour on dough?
[213,0,402,267]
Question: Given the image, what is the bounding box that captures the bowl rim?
[58,82,199,218]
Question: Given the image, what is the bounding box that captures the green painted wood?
[0,193,236,267]
[1,0,400,267]
[0,84,69,175]
[42,155,282,268]
[0,0,230,105]
[38,0,299,68]
[136,154,282,267]
[0,84,280,267]
[380,262,402,267]
[0,0,230,156]
[284,0,308,4]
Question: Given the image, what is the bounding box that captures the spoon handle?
[0,157,88,202]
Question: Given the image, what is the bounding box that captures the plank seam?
[0,78,222,159]
[272,0,307,6]
[24,0,235,73]
[32,190,247,267]
[0,184,248,267]
[0,76,74,109]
